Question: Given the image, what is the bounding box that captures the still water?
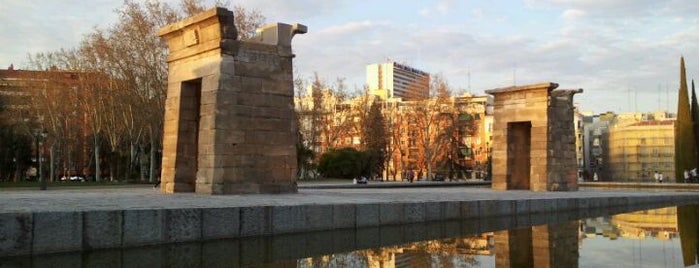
[3,204,699,267]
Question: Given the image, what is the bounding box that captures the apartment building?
[366,61,430,101]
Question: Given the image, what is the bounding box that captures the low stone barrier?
[2,193,698,257]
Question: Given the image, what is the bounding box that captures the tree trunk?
[49,144,55,183]
[94,136,101,182]
[149,134,157,183]
[129,143,137,181]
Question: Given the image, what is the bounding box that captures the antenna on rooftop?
[468,66,471,93]
[657,84,661,111]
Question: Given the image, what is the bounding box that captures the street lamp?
[35,129,48,190]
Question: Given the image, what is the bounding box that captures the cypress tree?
[675,57,696,182]
[692,80,699,170]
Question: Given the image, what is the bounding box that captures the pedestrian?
[593,172,599,181]
[692,168,698,183]
[654,171,659,183]
[659,172,664,183]
[684,169,690,183]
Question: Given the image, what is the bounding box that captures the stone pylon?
[485,82,582,191]
[157,8,306,194]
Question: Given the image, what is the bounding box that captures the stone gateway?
[486,82,582,191]
[157,8,306,194]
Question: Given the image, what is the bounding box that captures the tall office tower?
[366,61,430,101]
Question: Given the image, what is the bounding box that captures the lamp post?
[35,129,48,190]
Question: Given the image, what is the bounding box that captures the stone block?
[424,202,442,221]
[0,212,32,257]
[333,204,356,229]
[302,205,333,231]
[529,199,554,214]
[515,199,530,215]
[272,206,304,234]
[461,201,480,219]
[240,206,271,236]
[557,198,577,211]
[356,204,379,227]
[379,203,404,225]
[202,207,239,239]
[443,201,461,220]
[32,211,82,254]
[164,209,201,243]
[479,200,514,218]
[84,210,122,249]
[123,209,163,247]
[404,202,426,223]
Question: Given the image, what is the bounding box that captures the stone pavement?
[0,184,694,213]
[1,184,699,257]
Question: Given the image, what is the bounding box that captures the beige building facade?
[607,118,675,182]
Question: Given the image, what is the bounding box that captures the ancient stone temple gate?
[157,8,306,194]
[486,82,582,191]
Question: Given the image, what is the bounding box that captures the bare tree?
[233,4,266,40]
[411,74,453,180]
[17,1,268,183]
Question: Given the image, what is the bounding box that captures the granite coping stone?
[1,186,698,257]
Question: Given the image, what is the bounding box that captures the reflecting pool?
[2,204,699,267]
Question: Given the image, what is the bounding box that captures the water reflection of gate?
[494,221,579,268]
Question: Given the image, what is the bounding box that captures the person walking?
[684,169,690,183]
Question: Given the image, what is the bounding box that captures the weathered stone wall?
[486,82,581,191]
[548,89,583,191]
[158,8,304,194]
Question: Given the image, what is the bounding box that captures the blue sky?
[2,0,699,113]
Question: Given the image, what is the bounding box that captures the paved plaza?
[1,183,698,213]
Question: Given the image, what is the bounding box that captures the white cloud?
[561,8,585,20]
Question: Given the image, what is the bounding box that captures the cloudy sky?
[2,0,699,113]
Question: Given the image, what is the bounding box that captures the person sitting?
[358,175,368,184]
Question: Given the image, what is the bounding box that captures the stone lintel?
[158,7,237,63]
[157,7,234,39]
[485,82,559,95]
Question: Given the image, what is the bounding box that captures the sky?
[2,0,699,113]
